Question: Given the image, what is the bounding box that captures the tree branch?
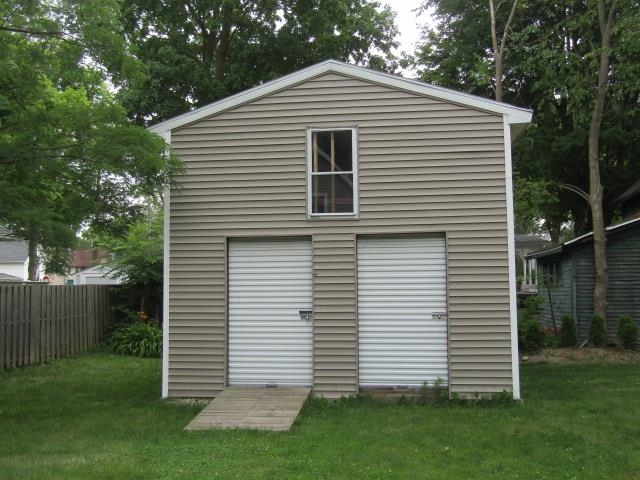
[489,0,499,56]
[500,0,519,53]
[0,24,80,46]
[1,25,62,38]
[558,183,590,204]
[33,143,85,152]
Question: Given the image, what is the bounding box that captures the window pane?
[313,132,332,172]
[312,174,354,213]
[333,130,352,171]
[312,131,352,172]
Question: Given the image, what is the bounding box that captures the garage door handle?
[432,312,447,320]
[299,310,313,321]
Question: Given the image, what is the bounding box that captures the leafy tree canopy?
[119,0,399,125]
[87,204,163,322]
[0,0,180,278]
[416,0,640,240]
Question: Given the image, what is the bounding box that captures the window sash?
[307,128,358,216]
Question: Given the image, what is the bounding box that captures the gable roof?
[526,216,640,260]
[149,60,533,135]
[0,238,28,263]
[73,264,118,277]
[0,272,24,282]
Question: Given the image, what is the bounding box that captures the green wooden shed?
[527,217,640,343]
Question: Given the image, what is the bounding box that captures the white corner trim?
[148,60,532,135]
[503,118,521,400]
[161,130,171,399]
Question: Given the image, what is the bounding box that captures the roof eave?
[148,59,533,135]
[527,216,640,260]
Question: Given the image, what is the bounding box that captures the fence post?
[0,287,6,369]
[29,286,41,364]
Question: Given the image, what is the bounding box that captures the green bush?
[588,315,607,347]
[559,314,578,347]
[617,316,638,350]
[107,322,162,358]
[521,295,544,321]
[518,319,545,354]
[541,326,558,348]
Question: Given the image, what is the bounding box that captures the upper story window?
[307,128,358,216]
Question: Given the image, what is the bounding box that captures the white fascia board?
[550,216,640,251]
[148,60,532,135]
[161,130,171,399]
[606,216,640,232]
[503,116,521,401]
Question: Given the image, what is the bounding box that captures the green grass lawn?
[1,352,639,480]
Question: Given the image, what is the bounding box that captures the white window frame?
[306,127,358,217]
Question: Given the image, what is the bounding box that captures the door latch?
[432,312,448,320]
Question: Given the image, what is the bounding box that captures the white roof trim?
[148,59,533,134]
[526,216,640,259]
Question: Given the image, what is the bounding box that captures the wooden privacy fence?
[0,284,112,369]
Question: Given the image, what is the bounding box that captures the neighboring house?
[0,227,30,281]
[150,60,532,400]
[528,217,640,343]
[73,265,121,285]
[0,272,25,283]
[515,234,550,294]
[48,248,111,285]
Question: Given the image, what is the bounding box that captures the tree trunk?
[589,0,616,325]
[27,236,38,281]
[488,0,518,102]
[495,52,504,102]
[215,4,233,81]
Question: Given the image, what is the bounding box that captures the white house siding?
[167,72,513,398]
[0,262,28,281]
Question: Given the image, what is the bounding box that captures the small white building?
[72,265,121,285]
[0,228,30,281]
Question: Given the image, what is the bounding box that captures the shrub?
[588,315,606,347]
[521,295,544,321]
[617,316,638,350]
[559,314,578,347]
[542,326,559,348]
[107,322,162,358]
[518,318,545,353]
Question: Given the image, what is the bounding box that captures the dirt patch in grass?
[522,347,640,364]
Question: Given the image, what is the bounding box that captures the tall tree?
[415,0,640,241]
[119,0,399,125]
[589,0,617,320]
[0,0,180,279]
[488,0,519,101]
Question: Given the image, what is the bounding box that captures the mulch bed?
[522,347,640,364]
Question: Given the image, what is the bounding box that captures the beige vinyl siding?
[168,72,512,398]
[312,233,357,397]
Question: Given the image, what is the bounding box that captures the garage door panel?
[228,238,313,386]
[358,236,448,387]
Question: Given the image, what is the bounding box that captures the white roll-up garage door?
[358,236,448,387]
[228,238,313,386]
